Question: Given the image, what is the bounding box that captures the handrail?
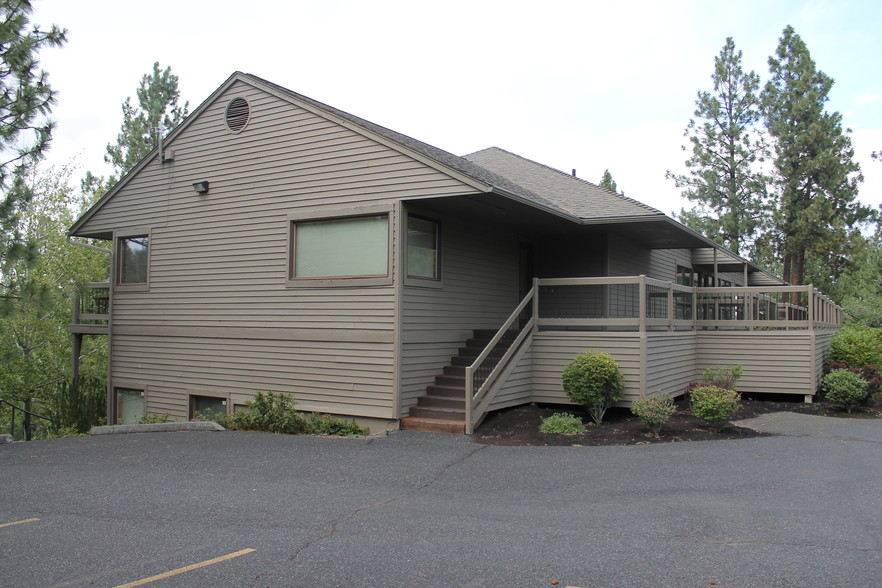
[0,398,53,441]
[465,286,535,433]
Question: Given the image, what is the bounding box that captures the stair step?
[434,374,465,387]
[418,396,465,409]
[426,384,464,398]
[400,417,465,434]
[443,365,466,377]
[408,406,465,420]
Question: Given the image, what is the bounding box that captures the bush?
[304,413,369,436]
[822,369,868,413]
[690,386,740,432]
[700,364,743,390]
[139,413,172,424]
[210,392,369,436]
[828,324,882,369]
[51,376,106,434]
[562,350,624,425]
[631,392,676,437]
[539,412,586,434]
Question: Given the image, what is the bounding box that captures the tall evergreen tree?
[668,37,767,257]
[762,25,871,289]
[599,169,619,193]
[0,0,66,314]
[104,61,189,181]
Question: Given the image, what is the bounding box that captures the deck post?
[532,277,539,333]
[667,281,674,331]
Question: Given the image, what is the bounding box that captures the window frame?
[286,206,394,288]
[116,231,151,290]
[189,393,229,420]
[406,214,441,281]
[115,387,146,425]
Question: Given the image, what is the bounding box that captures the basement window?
[116,388,145,424]
[190,395,227,420]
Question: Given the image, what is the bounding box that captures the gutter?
[66,235,112,254]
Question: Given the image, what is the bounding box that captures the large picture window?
[407,216,439,279]
[291,215,389,279]
[119,236,149,284]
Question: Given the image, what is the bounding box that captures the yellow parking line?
[115,548,256,588]
[0,517,40,528]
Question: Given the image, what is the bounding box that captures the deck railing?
[71,282,110,334]
[535,276,841,331]
[465,287,535,433]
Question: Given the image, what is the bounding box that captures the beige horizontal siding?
[73,78,488,419]
[488,348,533,411]
[531,332,644,405]
[645,331,697,396]
[114,335,395,419]
[695,331,816,395]
[399,209,520,415]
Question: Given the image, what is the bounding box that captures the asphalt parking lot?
[1,414,881,587]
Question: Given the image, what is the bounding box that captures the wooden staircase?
[399,330,497,434]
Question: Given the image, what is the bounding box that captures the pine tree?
[0,0,66,314]
[599,169,619,193]
[762,26,871,289]
[668,37,767,257]
[104,61,189,181]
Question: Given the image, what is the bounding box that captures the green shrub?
[139,412,172,424]
[562,350,624,425]
[822,369,868,413]
[631,392,676,437]
[690,386,740,432]
[828,324,882,369]
[304,412,370,436]
[213,392,368,436]
[539,412,586,434]
[700,364,743,390]
[235,391,306,434]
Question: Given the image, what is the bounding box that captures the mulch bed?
[471,394,882,447]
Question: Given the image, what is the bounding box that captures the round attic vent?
[225,97,250,132]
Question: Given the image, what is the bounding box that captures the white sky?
[34,0,882,216]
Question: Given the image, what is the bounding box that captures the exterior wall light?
[192,181,209,194]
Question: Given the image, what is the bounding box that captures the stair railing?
[465,286,535,434]
[0,398,53,441]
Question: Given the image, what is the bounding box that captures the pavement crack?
[249,443,486,586]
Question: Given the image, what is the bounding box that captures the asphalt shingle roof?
[463,147,664,220]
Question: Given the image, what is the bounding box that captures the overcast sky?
[34,0,882,216]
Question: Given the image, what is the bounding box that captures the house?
[69,72,842,433]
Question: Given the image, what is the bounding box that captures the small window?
[676,265,693,287]
[291,215,389,279]
[407,216,440,279]
[116,388,145,424]
[190,395,227,420]
[119,236,149,284]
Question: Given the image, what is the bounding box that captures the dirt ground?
[471,393,882,446]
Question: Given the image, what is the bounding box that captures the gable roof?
[67,72,781,284]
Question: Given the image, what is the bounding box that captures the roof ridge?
[466,147,662,215]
